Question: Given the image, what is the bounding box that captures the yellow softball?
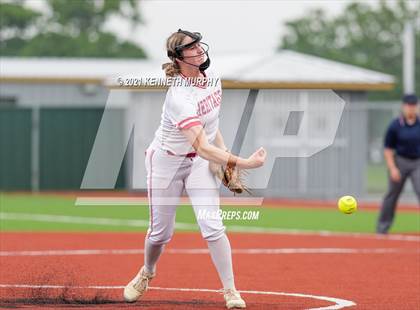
[338,195,357,214]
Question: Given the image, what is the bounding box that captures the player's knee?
[147,229,173,245]
[201,226,225,242]
[147,234,172,245]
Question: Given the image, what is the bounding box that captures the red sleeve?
[177,116,202,129]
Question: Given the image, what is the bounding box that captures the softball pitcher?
[124,29,266,309]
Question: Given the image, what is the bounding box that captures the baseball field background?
[1,0,420,309]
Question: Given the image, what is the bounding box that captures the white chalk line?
[1,212,419,242]
[0,212,195,230]
[0,284,356,310]
[76,196,265,206]
[0,247,418,257]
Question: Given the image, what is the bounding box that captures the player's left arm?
[213,129,228,152]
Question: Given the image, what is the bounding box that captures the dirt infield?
[1,232,419,309]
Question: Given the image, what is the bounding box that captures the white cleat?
[123,266,155,302]
[223,289,246,309]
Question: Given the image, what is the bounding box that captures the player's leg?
[186,157,232,286]
[124,148,185,302]
[144,149,185,271]
[377,156,409,234]
[144,204,177,274]
[408,159,420,203]
[186,157,246,308]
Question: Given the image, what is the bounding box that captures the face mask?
[167,29,211,72]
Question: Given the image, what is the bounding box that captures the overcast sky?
[27,0,418,62]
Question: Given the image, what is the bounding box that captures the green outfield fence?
[0,103,416,201]
[0,107,126,190]
[0,109,32,189]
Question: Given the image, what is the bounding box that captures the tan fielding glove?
[209,152,251,195]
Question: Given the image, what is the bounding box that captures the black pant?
[376,155,420,234]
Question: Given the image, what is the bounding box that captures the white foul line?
[0,284,356,310]
[0,248,417,257]
[75,196,265,206]
[1,212,419,242]
[0,212,197,230]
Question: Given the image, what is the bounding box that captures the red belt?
[166,150,197,158]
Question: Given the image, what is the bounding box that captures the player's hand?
[245,147,266,169]
[390,167,401,182]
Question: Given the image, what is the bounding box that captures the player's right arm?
[167,88,265,169]
[181,125,266,169]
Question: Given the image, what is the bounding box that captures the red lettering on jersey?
[196,90,222,116]
[206,98,211,114]
[211,94,217,108]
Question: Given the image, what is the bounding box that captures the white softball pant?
[144,146,225,245]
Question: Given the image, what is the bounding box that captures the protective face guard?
[167,29,211,72]
[168,29,209,60]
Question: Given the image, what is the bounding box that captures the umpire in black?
[376,94,420,234]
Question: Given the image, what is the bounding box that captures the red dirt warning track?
[0,232,419,309]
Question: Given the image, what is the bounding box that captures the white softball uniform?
[145,70,224,244]
[152,70,222,155]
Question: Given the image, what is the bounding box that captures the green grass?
[0,193,419,234]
